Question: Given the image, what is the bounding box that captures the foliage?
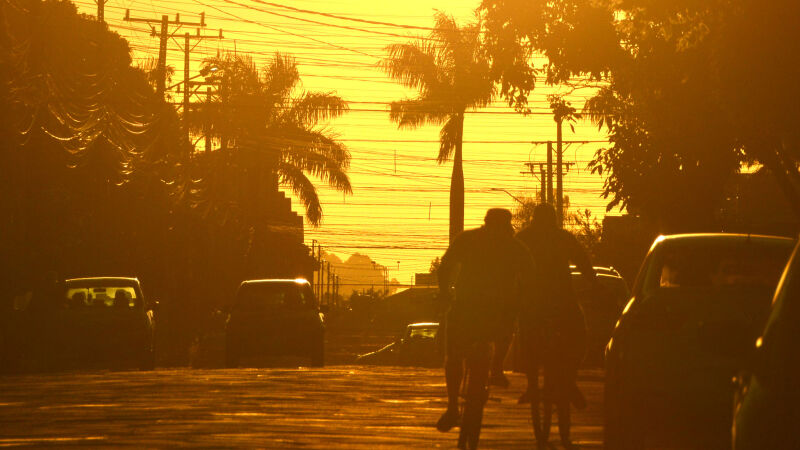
[189,53,352,227]
[0,1,347,362]
[381,11,495,240]
[512,196,602,260]
[481,0,800,231]
[428,257,441,274]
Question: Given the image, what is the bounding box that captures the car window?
[408,327,437,339]
[65,286,139,308]
[643,242,792,295]
[236,284,307,310]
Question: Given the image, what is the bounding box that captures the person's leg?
[465,342,492,406]
[437,317,464,432]
[445,352,463,411]
[489,331,511,387]
[461,342,492,447]
[518,325,542,404]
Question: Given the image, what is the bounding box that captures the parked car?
[604,233,795,449]
[357,322,442,367]
[732,240,800,450]
[3,277,156,371]
[225,279,325,367]
[572,268,630,366]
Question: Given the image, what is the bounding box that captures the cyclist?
[516,203,595,448]
[435,208,535,434]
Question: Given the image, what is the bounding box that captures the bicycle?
[456,341,492,450]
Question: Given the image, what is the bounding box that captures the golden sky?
[71,0,618,288]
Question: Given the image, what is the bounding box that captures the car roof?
[654,233,794,245]
[407,322,439,328]
[240,278,311,286]
[571,266,622,277]
[65,277,140,286]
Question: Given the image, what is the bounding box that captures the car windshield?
[65,285,139,309]
[236,283,312,310]
[644,240,793,293]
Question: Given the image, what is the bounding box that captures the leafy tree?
[0,0,185,286]
[512,195,602,260]
[381,12,495,241]
[481,0,800,231]
[190,53,352,227]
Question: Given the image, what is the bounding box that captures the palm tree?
[189,53,351,226]
[381,12,494,241]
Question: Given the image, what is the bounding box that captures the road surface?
[0,366,603,448]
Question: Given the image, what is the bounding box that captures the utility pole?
[124,11,207,97]
[310,240,316,293]
[334,275,339,308]
[539,164,547,204]
[556,121,564,227]
[95,0,107,23]
[205,87,213,152]
[326,261,331,307]
[547,141,554,206]
[316,244,323,299]
[180,28,223,117]
[523,141,577,212]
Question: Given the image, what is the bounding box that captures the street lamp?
[489,188,526,205]
[167,64,219,91]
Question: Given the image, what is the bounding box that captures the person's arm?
[437,232,466,305]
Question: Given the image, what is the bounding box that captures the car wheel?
[139,349,155,371]
[225,347,240,368]
[310,336,324,367]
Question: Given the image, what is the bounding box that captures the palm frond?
[380,41,445,93]
[277,161,322,226]
[287,92,348,126]
[389,98,450,129]
[263,52,300,102]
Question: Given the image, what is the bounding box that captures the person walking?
[516,203,595,449]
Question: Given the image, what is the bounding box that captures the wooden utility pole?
[124,11,207,97]
[556,121,563,226]
[547,141,554,206]
[334,275,339,308]
[540,164,547,204]
[95,0,107,23]
[180,29,223,116]
[326,262,331,307]
[315,244,325,301]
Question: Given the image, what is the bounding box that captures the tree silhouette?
[381,12,495,241]
[481,0,800,232]
[189,53,351,227]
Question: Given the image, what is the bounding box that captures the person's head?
[114,290,129,308]
[484,208,514,236]
[532,203,557,231]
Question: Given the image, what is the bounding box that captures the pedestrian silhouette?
[516,203,595,449]
[435,208,535,434]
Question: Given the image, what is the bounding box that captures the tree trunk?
[449,113,465,242]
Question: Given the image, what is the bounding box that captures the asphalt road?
[0,366,604,448]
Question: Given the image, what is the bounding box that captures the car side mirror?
[146,300,160,312]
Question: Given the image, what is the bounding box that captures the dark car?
[732,240,800,450]
[3,277,156,371]
[604,233,795,449]
[357,322,441,367]
[572,268,630,366]
[225,279,325,367]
